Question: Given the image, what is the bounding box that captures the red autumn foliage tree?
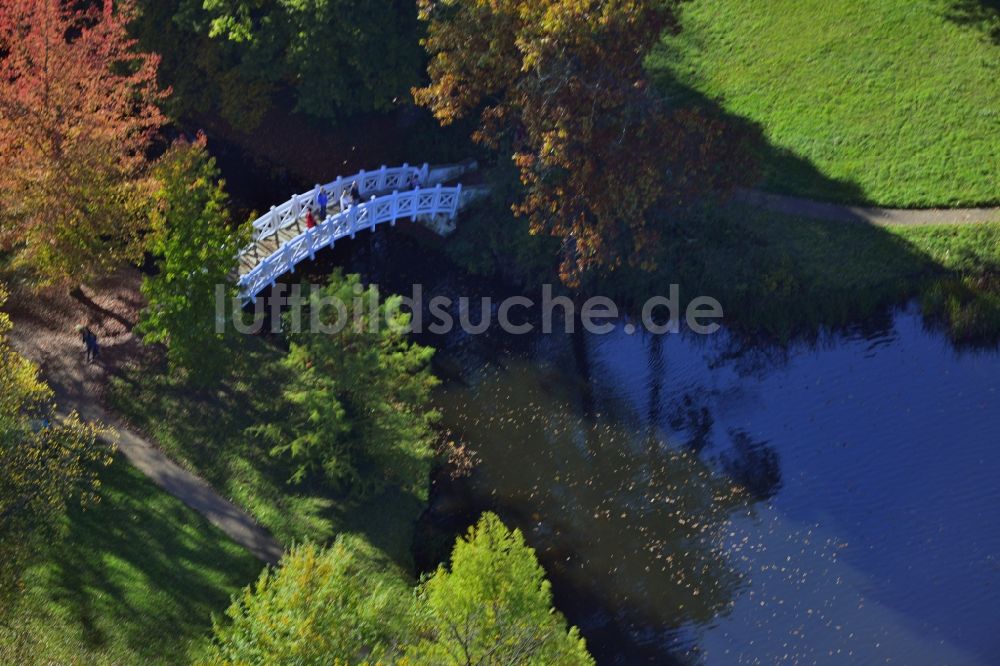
[0,0,166,286]
[414,0,743,284]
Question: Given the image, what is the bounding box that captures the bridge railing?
[250,163,431,241]
[239,183,462,300]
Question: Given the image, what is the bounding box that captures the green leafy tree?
[0,288,111,608]
[131,0,276,131]
[206,515,592,665]
[137,135,242,385]
[204,536,415,665]
[252,272,438,498]
[195,0,422,122]
[405,512,595,665]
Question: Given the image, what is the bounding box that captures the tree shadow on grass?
[647,53,869,206]
[943,0,1000,44]
[612,198,1000,351]
[325,485,427,572]
[30,458,262,663]
[108,342,341,546]
[573,66,1000,350]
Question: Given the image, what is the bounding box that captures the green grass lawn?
[1,458,263,665]
[650,0,1000,207]
[106,340,424,569]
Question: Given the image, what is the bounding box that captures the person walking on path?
[76,324,90,360]
[316,189,328,220]
[88,332,100,363]
[76,324,99,364]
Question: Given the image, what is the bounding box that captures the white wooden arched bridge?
[237,162,485,301]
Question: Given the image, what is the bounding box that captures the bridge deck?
[235,162,487,300]
[238,203,350,276]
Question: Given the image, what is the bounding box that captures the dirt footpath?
[6,269,282,565]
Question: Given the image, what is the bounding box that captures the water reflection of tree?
[701,308,901,382]
[705,334,793,379]
[435,365,754,655]
[667,394,714,454]
[542,420,751,645]
[664,395,783,501]
[720,430,782,501]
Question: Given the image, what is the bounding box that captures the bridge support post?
[266,206,278,240]
[290,195,301,233]
[433,183,443,214]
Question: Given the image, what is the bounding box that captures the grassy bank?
[1,458,262,665]
[650,0,1000,207]
[106,340,424,568]
[612,208,1000,342]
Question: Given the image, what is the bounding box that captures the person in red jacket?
[304,207,316,229]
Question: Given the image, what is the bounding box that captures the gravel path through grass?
[736,189,1000,225]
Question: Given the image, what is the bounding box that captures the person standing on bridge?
[340,188,352,211]
[305,207,316,229]
[316,188,328,220]
[350,180,361,203]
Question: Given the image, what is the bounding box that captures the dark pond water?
[293,227,1000,665]
[422,302,1000,664]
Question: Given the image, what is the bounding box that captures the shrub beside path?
[6,269,282,565]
